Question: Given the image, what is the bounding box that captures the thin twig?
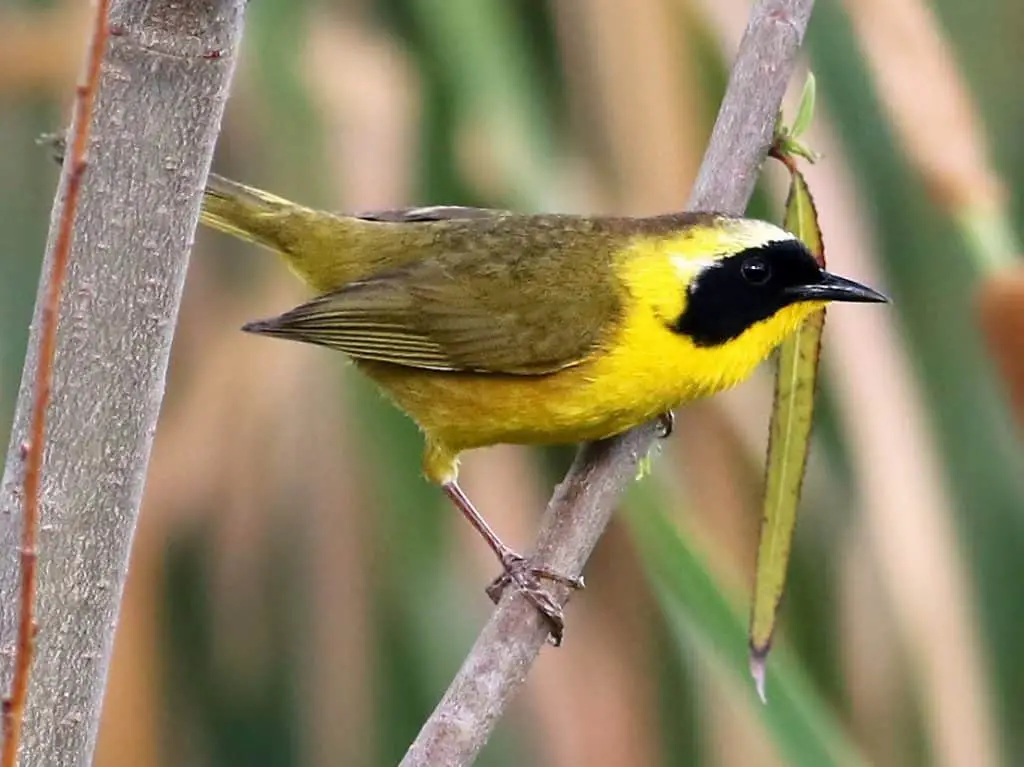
[400,1,816,764]
[1,3,110,765]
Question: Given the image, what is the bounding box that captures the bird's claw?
[656,410,675,439]
[485,554,585,647]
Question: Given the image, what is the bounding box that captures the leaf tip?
[749,646,769,704]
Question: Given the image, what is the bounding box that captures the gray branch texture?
[401,1,817,765]
[0,1,246,764]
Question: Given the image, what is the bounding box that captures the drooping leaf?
[749,163,826,701]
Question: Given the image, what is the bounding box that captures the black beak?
[785,270,889,304]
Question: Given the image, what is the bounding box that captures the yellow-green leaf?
[749,166,826,702]
[791,72,817,140]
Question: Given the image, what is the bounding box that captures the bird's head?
[670,217,887,349]
[625,216,888,396]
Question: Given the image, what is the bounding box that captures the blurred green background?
[2,0,1023,765]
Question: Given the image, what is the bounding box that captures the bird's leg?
[656,410,675,439]
[442,481,584,646]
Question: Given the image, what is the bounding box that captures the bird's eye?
[741,257,771,285]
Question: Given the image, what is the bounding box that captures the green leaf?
[772,72,819,164]
[626,484,864,767]
[791,72,817,139]
[749,166,826,700]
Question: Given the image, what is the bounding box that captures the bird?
[199,173,888,642]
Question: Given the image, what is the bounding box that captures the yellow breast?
[358,238,818,482]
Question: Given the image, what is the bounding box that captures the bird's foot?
[656,410,675,439]
[485,553,585,647]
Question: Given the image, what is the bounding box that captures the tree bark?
[0,2,246,764]
[401,1,816,765]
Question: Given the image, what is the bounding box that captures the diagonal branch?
[400,1,816,765]
[0,1,247,764]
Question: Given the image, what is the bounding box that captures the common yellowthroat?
[200,174,887,642]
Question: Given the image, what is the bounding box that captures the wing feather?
[243,224,624,374]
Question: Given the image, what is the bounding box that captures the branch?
[401,1,816,764]
[0,1,247,764]
[1,3,110,764]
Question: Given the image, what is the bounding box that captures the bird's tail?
[201,174,365,292]
[46,132,374,292]
[201,174,295,250]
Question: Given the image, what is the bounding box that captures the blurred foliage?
[2,0,1023,766]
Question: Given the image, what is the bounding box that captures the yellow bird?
[200,174,887,641]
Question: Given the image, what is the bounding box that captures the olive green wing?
[243,242,623,375]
